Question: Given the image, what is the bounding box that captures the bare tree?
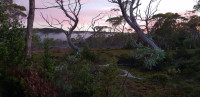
[75,13,107,48]
[140,0,161,38]
[87,13,107,39]
[40,0,82,51]
[25,0,35,60]
[108,0,160,49]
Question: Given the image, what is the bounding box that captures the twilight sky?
[14,0,197,29]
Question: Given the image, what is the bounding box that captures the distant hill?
[34,28,89,33]
[33,28,121,34]
[34,28,65,33]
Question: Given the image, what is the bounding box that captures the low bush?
[22,68,58,97]
[188,86,200,97]
[0,20,26,97]
[132,47,165,70]
[54,52,122,97]
[174,48,192,60]
[93,64,122,97]
[0,72,26,97]
[70,60,94,97]
[42,38,55,71]
[117,54,136,65]
[123,41,135,49]
[81,47,99,63]
[145,73,169,85]
[0,21,25,66]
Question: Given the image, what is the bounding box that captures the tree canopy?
[0,0,26,22]
[194,0,200,10]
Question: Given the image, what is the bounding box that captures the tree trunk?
[124,15,159,49]
[25,0,35,60]
[116,0,159,49]
[132,22,159,49]
[67,35,80,51]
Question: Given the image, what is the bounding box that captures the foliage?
[106,16,124,26]
[188,86,200,97]
[31,38,56,83]
[174,48,192,60]
[194,0,200,10]
[0,17,26,96]
[32,34,41,49]
[117,54,136,66]
[22,68,58,97]
[54,51,122,97]
[123,41,135,49]
[0,21,25,66]
[0,0,26,22]
[132,47,165,70]
[42,38,55,72]
[70,60,94,97]
[145,73,169,85]
[152,13,200,50]
[154,52,174,71]
[92,63,122,97]
[0,73,26,97]
[81,47,99,63]
[85,33,135,49]
[166,68,181,76]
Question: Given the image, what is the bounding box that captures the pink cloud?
[35,8,111,29]
[15,0,115,29]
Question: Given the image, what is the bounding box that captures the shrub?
[54,53,94,97]
[22,68,57,97]
[117,54,136,66]
[123,41,135,49]
[166,68,181,76]
[0,20,26,96]
[174,48,192,60]
[81,47,99,63]
[132,47,165,70]
[145,73,169,85]
[188,86,200,97]
[70,60,94,97]
[38,38,56,82]
[32,34,41,49]
[55,53,122,97]
[0,21,25,66]
[195,74,200,82]
[93,64,122,97]
[42,38,55,72]
[0,73,26,97]
[155,53,174,70]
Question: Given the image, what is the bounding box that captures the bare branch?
[144,0,161,37]
[35,5,60,9]
[109,0,160,49]
[39,0,82,50]
[40,13,63,30]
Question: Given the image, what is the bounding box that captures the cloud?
[34,7,112,28]
[15,0,116,29]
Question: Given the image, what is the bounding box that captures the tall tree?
[106,15,126,33]
[108,0,160,49]
[25,0,35,60]
[0,0,26,22]
[187,15,200,47]
[106,9,127,33]
[0,0,26,66]
[152,13,192,49]
[194,0,200,11]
